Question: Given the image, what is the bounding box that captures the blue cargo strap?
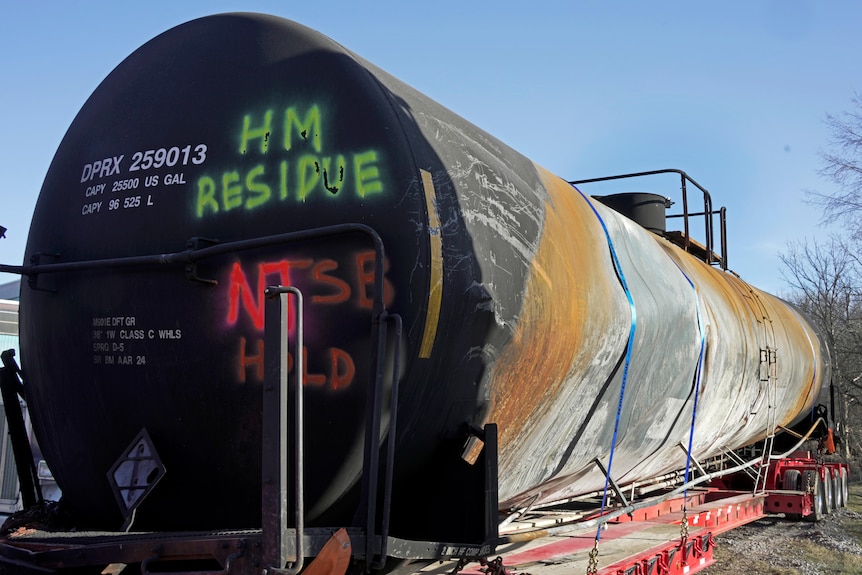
[572,185,637,574]
[674,263,707,540]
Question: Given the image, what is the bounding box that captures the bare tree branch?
[779,235,862,457]
[806,93,862,238]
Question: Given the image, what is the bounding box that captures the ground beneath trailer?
[702,505,862,575]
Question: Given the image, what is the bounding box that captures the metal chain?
[479,556,508,575]
[452,555,511,575]
[586,539,600,575]
[680,509,689,540]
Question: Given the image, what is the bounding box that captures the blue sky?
[1,1,858,293]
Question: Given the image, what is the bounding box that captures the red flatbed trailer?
[451,455,848,575]
[2,457,847,575]
[465,491,762,575]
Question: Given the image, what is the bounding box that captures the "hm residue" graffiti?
[196,106,385,218]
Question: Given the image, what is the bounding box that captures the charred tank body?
[16,13,828,544]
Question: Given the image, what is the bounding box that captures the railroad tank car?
[15,13,828,543]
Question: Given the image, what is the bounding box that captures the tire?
[841,467,849,508]
[833,469,844,509]
[784,469,804,520]
[804,470,823,522]
[823,471,834,514]
[783,469,802,491]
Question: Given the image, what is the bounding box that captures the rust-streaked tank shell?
[15,13,828,543]
[489,172,826,509]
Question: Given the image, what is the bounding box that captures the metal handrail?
[259,287,402,573]
[0,350,43,509]
[0,223,387,302]
[262,286,305,575]
[374,313,403,569]
[570,169,729,270]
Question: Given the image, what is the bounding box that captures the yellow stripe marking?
[419,169,443,358]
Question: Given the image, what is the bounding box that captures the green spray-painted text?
[196,105,385,218]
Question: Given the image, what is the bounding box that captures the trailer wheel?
[803,470,823,522]
[833,469,844,509]
[823,470,834,514]
[840,467,849,508]
[783,469,804,520]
